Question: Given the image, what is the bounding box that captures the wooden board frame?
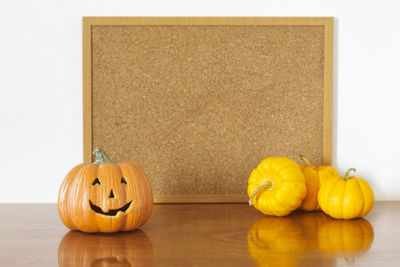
[83,17,333,203]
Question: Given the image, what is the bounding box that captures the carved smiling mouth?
[89,200,132,216]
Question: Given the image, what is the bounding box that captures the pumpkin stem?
[93,148,113,164]
[299,155,311,167]
[248,179,275,206]
[344,168,356,181]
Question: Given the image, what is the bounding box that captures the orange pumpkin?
[299,155,339,211]
[58,230,153,267]
[318,168,374,219]
[57,148,153,233]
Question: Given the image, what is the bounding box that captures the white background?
[0,0,399,202]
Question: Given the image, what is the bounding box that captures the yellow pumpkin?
[299,155,339,211]
[318,168,374,219]
[248,157,306,216]
[58,230,153,267]
[57,148,153,233]
[317,218,374,260]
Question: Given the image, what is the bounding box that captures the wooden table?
[0,202,399,266]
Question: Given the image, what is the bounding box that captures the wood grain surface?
[1,202,399,266]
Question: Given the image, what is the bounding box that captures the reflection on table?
[58,230,153,267]
[247,211,374,266]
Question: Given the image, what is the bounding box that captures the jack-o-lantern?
[58,230,153,267]
[57,148,153,233]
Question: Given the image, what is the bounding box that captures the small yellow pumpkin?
[248,157,306,216]
[318,168,374,219]
[299,155,339,211]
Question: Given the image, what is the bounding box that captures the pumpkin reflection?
[317,218,374,260]
[291,211,331,249]
[58,230,153,267]
[247,212,333,267]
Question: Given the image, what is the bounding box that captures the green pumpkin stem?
[93,148,113,164]
[344,168,356,181]
[248,179,275,206]
[299,155,311,167]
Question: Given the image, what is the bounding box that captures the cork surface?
[91,25,325,198]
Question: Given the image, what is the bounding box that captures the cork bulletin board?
[83,17,333,203]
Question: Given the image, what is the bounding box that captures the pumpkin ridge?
[72,166,85,229]
[137,162,153,228]
[357,179,369,216]
[279,181,306,202]
[268,194,281,216]
[78,165,96,231]
[335,180,346,219]
[122,163,142,231]
[356,178,375,216]
[325,178,340,217]
[344,179,363,219]
[58,163,85,230]
[272,191,292,216]
[114,163,127,232]
[320,178,334,206]
[257,164,270,181]
[341,180,348,219]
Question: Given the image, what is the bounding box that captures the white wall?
[1,0,399,202]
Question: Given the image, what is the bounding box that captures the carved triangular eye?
[92,178,101,185]
[121,177,127,184]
